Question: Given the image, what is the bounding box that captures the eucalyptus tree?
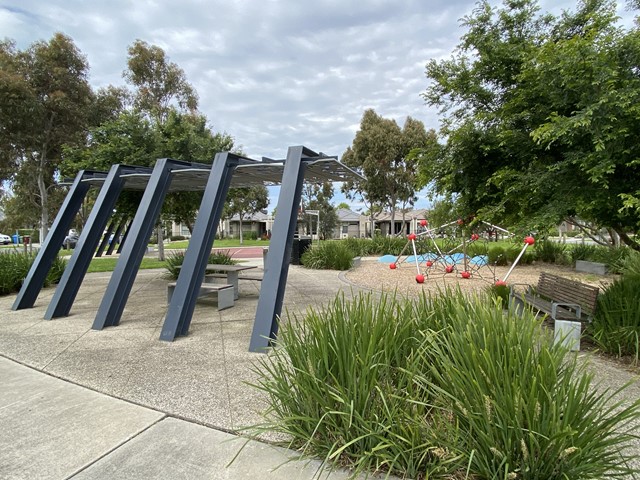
[341,109,434,235]
[226,186,269,244]
[0,33,93,239]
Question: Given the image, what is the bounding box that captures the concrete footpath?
[0,257,372,480]
[0,356,356,479]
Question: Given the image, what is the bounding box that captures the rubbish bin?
[291,236,312,265]
[12,234,20,244]
[23,235,30,245]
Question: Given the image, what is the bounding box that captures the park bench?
[510,272,600,350]
[511,272,600,322]
[167,282,234,310]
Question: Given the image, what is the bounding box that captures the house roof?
[373,208,430,222]
[228,211,269,222]
[336,208,364,222]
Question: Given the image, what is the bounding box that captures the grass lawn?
[167,238,270,249]
[87,256,166,273]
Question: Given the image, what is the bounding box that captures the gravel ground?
[343,258,640,475]
[343,257,616,297]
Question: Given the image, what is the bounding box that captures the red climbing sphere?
[495,280,507,287]
[445,265,454,274]
[389,263,397,270]
[426,261,433,267]
[420,219,428,227]
[408,233,417,241]
[457,218,464,226]
[524,236,535,245]
[415,274,425,283]
[461,271,471,279]
[471,233,480,241]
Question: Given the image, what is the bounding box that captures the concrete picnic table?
[202,264,258,300]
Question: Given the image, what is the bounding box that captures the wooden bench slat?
[515,272,599,321]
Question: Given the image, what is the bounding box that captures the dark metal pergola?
[11,146,361,352]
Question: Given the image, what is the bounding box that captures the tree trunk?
[239,214,244,245]
[614,226,640,251]
[157,225,165,261]
[37,156,49,243]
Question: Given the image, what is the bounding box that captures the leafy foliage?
[0,34,94,238]
[420,0,640,249]
[225,186,269,245]
[341,109,436,235]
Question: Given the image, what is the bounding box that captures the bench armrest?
[509,283,532,297]
[551,302,582,320]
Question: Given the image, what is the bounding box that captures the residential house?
[373,209,430,236]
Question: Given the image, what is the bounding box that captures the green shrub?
[251,291,640,479]
[170,235,186,241]
[589,275,640,362]
[597,247,632,274]
[421,294,640,480]
[488,282,510,306]
[163,250,236,279]
[488,246,507,265]
[617,250,640,278]
[301,241,354,270]
[534,239,568,264]
[46,255,68,287]
[0,251,66,295]
[341,237,372,257]
[569,243,600,265]
[370,235,407,255]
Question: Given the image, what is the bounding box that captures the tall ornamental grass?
[300,241,354,270]
[163,250,236,279]
[251,290,640,479]
[0,251,66,295]
[589,275,640,363]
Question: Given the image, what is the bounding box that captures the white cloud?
[0,0,634,177]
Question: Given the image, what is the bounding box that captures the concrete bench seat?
[167,282,234,310]
[204,273,263,282]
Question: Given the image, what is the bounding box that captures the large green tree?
[0,33,94,239]
[420,0,640,249]
[226,186,269,244]
[342,109,435,235]
[124,39,198,125]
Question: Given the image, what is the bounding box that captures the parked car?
[0,233,11,245]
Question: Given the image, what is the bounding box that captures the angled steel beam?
[249,146,316,352]
[44,164,128,319]
[12,170,96,310]
[95,220,115,257]
[92,158,186,330]
[105,217,127,256]
[160,152,242,341]
[116,219,132,254]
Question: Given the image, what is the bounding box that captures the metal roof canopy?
[12,146,363,354]
[80,153,360,191]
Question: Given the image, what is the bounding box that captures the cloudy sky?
[0,0,633,210]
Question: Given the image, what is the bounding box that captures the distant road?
[212,246,267,259]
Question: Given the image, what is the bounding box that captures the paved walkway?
[0,257,373,480]
[1,254,639,478]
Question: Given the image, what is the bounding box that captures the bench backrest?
[537,272,600,317]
